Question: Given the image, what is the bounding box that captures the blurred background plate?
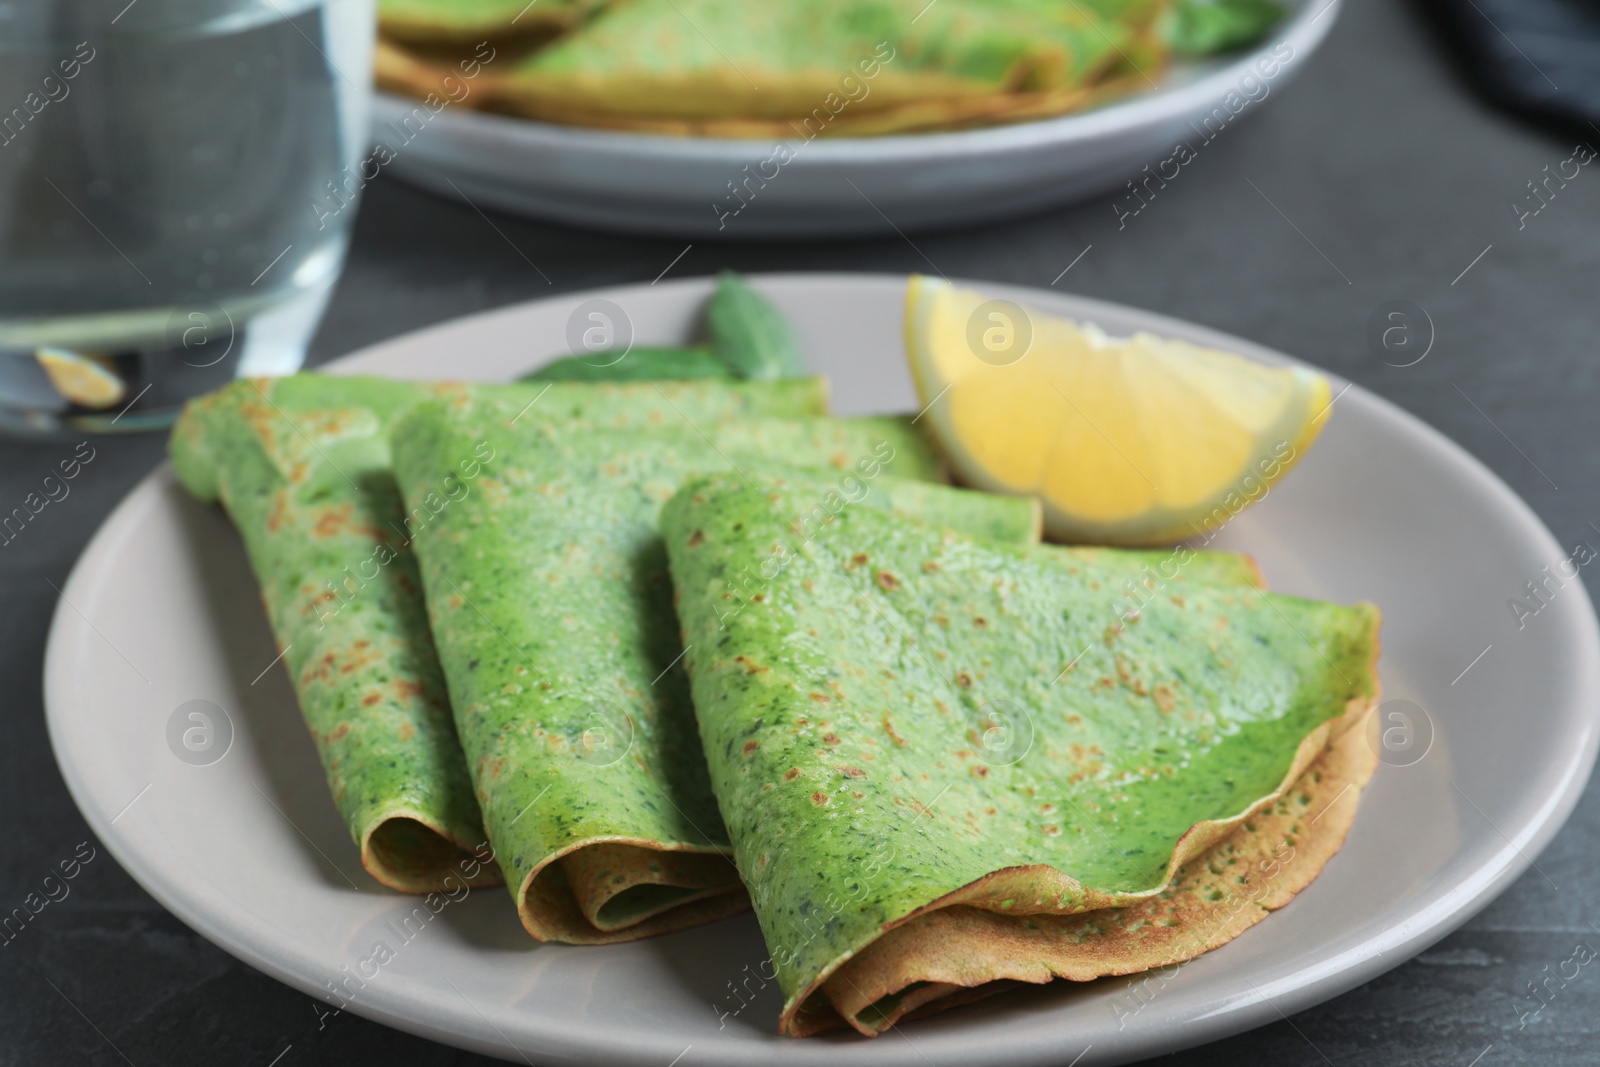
[43,274,1600,1065]
[370,0,1340,238]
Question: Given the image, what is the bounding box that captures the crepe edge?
[796,691,1381,1036]
[776,605,1383,1036]
[359,811,507,893]
[513,835,751,944]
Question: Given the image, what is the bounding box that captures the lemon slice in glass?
[905,275,1332,545]
[36,347,126,410]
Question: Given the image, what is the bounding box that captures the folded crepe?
[662,474,1381,1035]
[169,373,827,892]
[813,701,1377,1035]
[386,399,1047,942]
[481,0,1162,134]
[371,0,1293,137]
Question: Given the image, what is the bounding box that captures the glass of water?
[0,0,374,434]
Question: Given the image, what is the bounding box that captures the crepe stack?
[375,0,1181,136]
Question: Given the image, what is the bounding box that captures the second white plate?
[46,273,1600,1065]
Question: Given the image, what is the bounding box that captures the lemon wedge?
[905,275,1332,545]
[36,347,126,409]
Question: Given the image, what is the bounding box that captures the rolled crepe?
[387,399,1037,942]
[169,373,827,892]
[662,474,1381,1034]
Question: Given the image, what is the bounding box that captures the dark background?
[6,1,1599,1063]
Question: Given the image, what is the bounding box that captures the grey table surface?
[7,1,1599,1064]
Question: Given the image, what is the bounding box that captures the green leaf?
[520,346,729,382]
[706,272,807,380]
[1165,0,1283,56]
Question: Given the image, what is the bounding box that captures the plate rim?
[44,269,1600,1066]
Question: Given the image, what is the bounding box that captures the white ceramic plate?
[371,1,1339,237]
[46,274,1600,1066]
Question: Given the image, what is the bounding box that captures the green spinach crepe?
[375,0,1286,135]
[663,474,1380,1035]
[481,0,1162,136]
[169,373,827,893]
[387,398,1044,942]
